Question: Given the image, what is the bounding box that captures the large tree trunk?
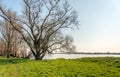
[34,55,42,60]
[35,57,42,60]
[34,51,46,60]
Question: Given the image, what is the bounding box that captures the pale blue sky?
[69,0,120,52]
[2,0,120,52]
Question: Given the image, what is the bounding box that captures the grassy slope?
[0,57,120,77]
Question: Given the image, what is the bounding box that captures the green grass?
[0,57,119,77]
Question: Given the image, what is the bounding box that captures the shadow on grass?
[0,58,29,65]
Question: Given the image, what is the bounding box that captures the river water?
[43,54,120,59]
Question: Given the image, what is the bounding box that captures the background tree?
[0,10,22,58]
[0,40,4,55]
[0,0,78,60]
[0,21,14,58]
[18,40,29,58]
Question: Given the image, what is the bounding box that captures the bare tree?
[0,10,22,58]
[10,32,23,58]
[0,0,78,60]
[18,40,29,58]
[0,40,4,55]
[0,21,14,58]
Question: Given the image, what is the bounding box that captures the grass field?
[0,57,120,77]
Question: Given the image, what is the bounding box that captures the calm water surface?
[43,54,120,59]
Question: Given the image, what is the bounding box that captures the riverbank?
[0,57,120,77]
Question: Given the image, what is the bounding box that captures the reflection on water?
[43,54,120,59]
